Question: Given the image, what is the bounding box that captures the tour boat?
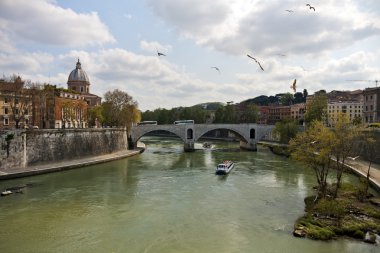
[215,160,234,175]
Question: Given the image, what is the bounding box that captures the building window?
[4,118,9,125]
[4,97,8,104]
[4,107,8,115]
[80,86,84,92]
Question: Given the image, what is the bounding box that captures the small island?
[293,183,380,244]
[285,117,380,245]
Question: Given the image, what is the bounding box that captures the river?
[0,136,377,253]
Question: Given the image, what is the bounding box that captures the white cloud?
[145,0,380,57]
[0,0,115,47]
[139,40,172,54]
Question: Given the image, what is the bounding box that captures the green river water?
[0,136,378,253]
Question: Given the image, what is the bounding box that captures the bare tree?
[0,75,33,128]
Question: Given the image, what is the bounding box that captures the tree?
[102,89,140,132]
[280,93,294,106]
[274,118,299,144]
[331,113,360,198]
[304,93,327,124]
[361,128,377,199]
[88,105,104,127]
[214,104,237,123]
[303,89,308,101]
[240,104,259,123]
[289,121,335,200]
[294,92,304,104]
[0,75,33,128]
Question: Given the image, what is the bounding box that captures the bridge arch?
[194,127,249,143]
[131,125,188,144]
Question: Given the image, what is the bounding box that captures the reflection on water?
[0,136,377,253]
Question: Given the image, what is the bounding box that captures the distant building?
[0,59,101,130]
[67,59,101,109]
[327,101,363,127]
[290,103,305,124]
[363,87,380,123]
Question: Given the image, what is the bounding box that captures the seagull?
[306,4,315,11]
[247,54,264,71]
[157,49,166,56]
[290,79,297,92]
[310,140,317,144]
[285,10,294,13]
[211,66,220,73]
[348,156,360,161]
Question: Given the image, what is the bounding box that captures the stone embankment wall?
[0,128,128,170]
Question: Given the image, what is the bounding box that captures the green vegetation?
[101,89,140,133]
[273,118,299,144]
[289,116,380,242]
[294,184,380,241]
[304,91,327,124]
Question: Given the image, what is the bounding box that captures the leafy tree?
[280,93,294,106]
[303,89,308,101]
[304,93,327,124]
[289,121,335,200]
[273,118,299,144]
[240,104,259,123]
[331,114,360,198]
[88,105,104,127]
[294,92,304,104]
[268,95,279,104]
[102,89,140,132]
[214,104,237,123]
[352,116,362,125]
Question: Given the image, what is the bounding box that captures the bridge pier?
[239,140,257,151]
[184,142,195,152]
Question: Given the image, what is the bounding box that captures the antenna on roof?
[347,80,379,87]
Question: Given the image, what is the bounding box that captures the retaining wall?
[0,128,128,170]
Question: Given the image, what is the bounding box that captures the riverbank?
[0,148,144,180]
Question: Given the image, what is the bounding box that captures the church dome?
[68,59,90,84]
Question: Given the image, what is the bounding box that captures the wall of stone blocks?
[0,128,128,170]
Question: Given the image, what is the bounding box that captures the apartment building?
[327,101,363,126]
[363,87,380,123]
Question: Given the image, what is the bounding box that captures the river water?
[0,136,378,253]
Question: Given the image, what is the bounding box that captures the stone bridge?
[130,124,275,151]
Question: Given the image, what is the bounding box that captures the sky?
[0,0,380,111]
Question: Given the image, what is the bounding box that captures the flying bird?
[247,54,264,71]
[157,49,166,56]
[290,79,297,92]
[306,4,315,11]
[211,67,220,73]
[285,10,294,13]
[348,156,360,161]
